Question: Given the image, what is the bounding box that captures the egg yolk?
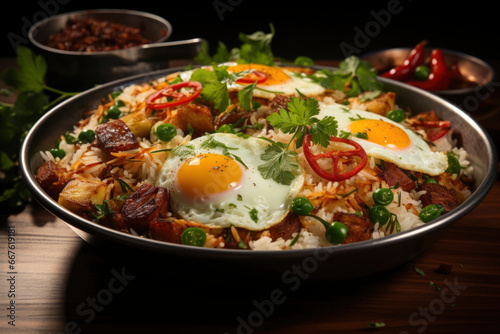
[350,119,411,150]
[228,63,290,86]
[176,153,243,200]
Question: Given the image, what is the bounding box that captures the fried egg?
[179,63,325,100]
[317,103,448,175]
[225,63,326,99]
[155,133,305,230]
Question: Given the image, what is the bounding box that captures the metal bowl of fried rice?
[19,64,498,280]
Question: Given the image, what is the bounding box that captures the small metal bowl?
[28,9,204,91]
[361,47,495,108]
[19,65,498,280]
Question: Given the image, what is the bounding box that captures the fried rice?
[35,63,473,250]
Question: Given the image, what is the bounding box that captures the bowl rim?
[28,8,173,57]
[19,64,499,260]
[361,47,496,95]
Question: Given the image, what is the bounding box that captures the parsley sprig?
[306,55,383,97]
[0,46,78,212]
[194,24,275,66]
[266,96,338,149]
[258,138,300,185]
[258,96,338,185]
[190,64,260,113]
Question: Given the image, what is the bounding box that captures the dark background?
[1,0,498,63]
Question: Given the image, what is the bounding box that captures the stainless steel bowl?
[19,66,498,280]
[28,9,204,91]
[361,47,495,107]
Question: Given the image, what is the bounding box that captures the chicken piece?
[35,160,68,200]
[121,184,169,234]
[268,211,302,241]
[57,176,107,216]
[379,162,417,192]
[95,119,139,154]
[149,218,186,244]
[214,109,253,129]
[333,212,373,244]
[418,183,460,212]
[120,110,153,137]
[348,91,396,116]
[167,103,214,136]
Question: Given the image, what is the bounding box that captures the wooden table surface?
[1,58,500,334]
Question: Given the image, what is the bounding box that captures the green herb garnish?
[258,138,300,185]
[0,46,78,212]
[266,96,338,149]
[415,267,426,276]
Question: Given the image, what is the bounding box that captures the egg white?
[227,69,325,99]
[316,103,449,175]
[178,62,325,100]
[155,133,305,230]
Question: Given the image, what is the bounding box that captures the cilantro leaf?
[92,201,112,223]
[194,40,231,65]
[190,66,231,113]
[1,46,46,93]
[309,116,338,147]
[267,96,336,149]
[266,97,316,148]
[236,24,275,65]
[194,24,275,66]
[258,139,300,185]
[238,81,257,111]
[330,55,383,97]
[202,80,230,112]
[0,47,78,213]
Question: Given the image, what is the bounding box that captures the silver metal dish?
[361,47,495,106]
[19,65,498,280]
[28,9,204,91]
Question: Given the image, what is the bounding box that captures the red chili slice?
[302,135,368,182]
[408,111,451,141]
[235,71,267,84]
[146,81,202,109]
[413,120,451,141]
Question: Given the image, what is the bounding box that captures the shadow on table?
[61,240,407,334]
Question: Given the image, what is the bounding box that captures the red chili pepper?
[381,42,426,81]
[408,111,451,141]
[302,135,368,182]
[405,49,451,91]
[413,119,451,141]
[235,70,267,84]
[146,81,202,109]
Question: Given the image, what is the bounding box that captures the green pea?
[419,204,445,223]
[369,204,390,226]
[181,227,206,247]
[425,178,438,184]
[294,56,314,66]
[291,197,349,245]
[372,188,394,206]
[386,109,406,123]
[414,65,431,81]
[291,197,314,216]
[78,129,96,143]
[110,91,122,99]
[216,124,235,134]
[114,99,125,107]
[325,221,348,245]
[106,106,121,119]
[50,148,66,159]
[156,123,177,142]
